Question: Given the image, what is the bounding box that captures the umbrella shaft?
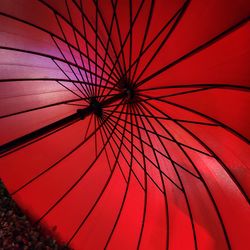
[0,93,125,155]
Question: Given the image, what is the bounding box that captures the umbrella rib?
[0,119,79,159]
[0,46,117,88]
[133,103,170,250]
[94,0,98,97]
[140,86,215,99]
[141,101,233,249]
[64,0,94,97]
[7,99,124,195]
[131,104,150,250]
[77,0,95,92]
[34,100,127,224]
[136,16,250,88]
[94,115,98,157]
[101,115,131,181]
[111,0,127,74]
[138,83,250,92]
[122,0,188,83]
[134,1,190,86]
[136,101,199,250]
[139,101,203,175]
[63,103,87,107]
[105,110,217,127]
[53,11,91,98]
[132,103,199,180]
[102,116,145,190]
[0,92,118,120]
[90,0,125,77]
[73,0,123,78]
[0,13,118,84]
[148,99,250,204]
[105,115,165,190]
[139,101,242,248]
[149,97,250,144]
[128,0,133,80]
[110,112,195,187]
[37,0,120,81]
[130,0,155,84]
[80,0,95,89]
[107,112,200,180]
[107,113,188,187]
[102,105,133,180]
[106,112,182,193]
[95,0,119,99]
[53,68,87,101]
[105,119,161,192]
[0,77,118,91]
[104,106,142,249]
[102,116,146,190]
[0,98,82,120]
[67,106,131,245]
[99,118,121,173]
[98,0,147,103]
[52,58,87,99]
[7,118,100,194]
[107,110,212,158]
[83,114,94,140]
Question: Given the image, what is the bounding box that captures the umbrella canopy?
[0,0,250,249]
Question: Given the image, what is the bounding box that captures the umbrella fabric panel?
[166,88,250,139]
[0,81,79,117]
[141,21,250,88]
[0,116,94,193]
[182,124,250,198]
[134,0,250,86]
[0,105,79,145]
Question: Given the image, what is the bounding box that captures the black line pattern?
[0,1,249,249]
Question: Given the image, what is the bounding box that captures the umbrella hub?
[89,97,103,118]
[117,77,137,103]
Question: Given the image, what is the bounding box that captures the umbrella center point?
[89,97,103,118]
[117,77,136,103]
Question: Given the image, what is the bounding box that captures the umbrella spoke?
[111,0,127,74]
[135,101,199,250]
[138,83,250,92]
[144,99,250,204]
[107,110,213,157]
[136,16,249,88]
[53,12,92,98]
[0,45,118,92]
[33,99,127,224]
[94,0,120,99]
[37,0,120,82]
[73,0,123,79]
[133,103,169,249]
[137,102,232,249]
[102,116,145,190]
[65,0,94,97]
[130,0,155,83]
[0,98,82,119]
[107,113,190,186]
[52,58,88,99]
[98,0,146,103]
[66,105,131,245]
[134,1,190,86]
[146,96,250,143]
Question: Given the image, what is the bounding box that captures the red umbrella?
[0,0,250,249]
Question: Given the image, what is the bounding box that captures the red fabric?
[0,1,250,249]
